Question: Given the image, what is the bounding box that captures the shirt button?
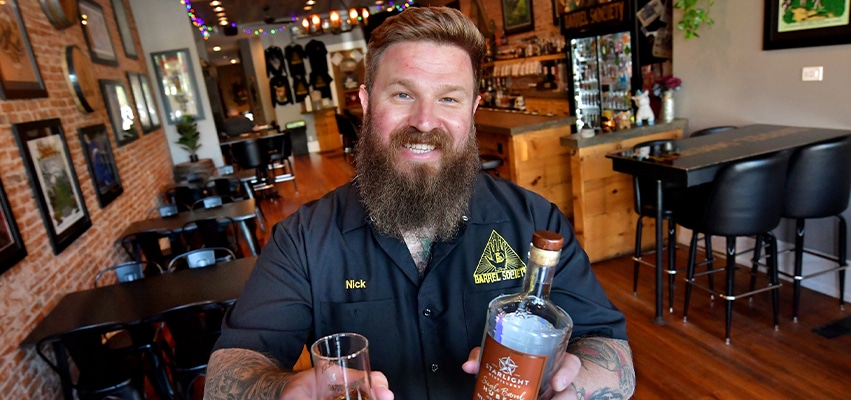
[422,308,432,317]
[431,363,439,372]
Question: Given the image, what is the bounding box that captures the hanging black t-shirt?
[265,46,286,77]
[305,39,329,76]
[285,43,307,77]
[292,75,311,102]
[270,75,293,106]
[309,71,333,99]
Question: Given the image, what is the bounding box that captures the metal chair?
[36,323,151,400]
[119,230,185,270]
[679,151,790,344]
[190,195,233,210]
[156,301,229,400]
[182,217,242,257]
[690,125,737,137]
[167,247,236,271]
[94,261,164,287]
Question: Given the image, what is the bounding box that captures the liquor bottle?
[472,230,573,400]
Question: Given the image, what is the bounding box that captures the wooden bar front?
[561,120,687,262]
[475,109,576,217]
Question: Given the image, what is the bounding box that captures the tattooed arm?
[462,337,634,399]
[560,337,635,400]
[203,348,307,400]
[204,348,395,400]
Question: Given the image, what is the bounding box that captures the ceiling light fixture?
[212,46,221,51]
[209,1,221,6]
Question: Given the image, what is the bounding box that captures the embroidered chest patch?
[473,230,526,284]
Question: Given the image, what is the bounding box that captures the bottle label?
[473,334,547,400]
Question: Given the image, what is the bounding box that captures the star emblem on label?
[498,355,518,375]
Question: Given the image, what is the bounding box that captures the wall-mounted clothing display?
[270,75,294,106]
[309,71,333,99]
[305,39,329,76]
[285,43,307,77]
[292,75,311,102]
[265,46,287,77]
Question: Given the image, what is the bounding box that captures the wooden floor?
[244,149,851,398]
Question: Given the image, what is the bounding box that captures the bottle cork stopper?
[532,230,563,251]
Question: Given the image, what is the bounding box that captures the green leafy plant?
[674,0,715,39]
[175,115,201,160]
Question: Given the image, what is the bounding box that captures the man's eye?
[441,97,458,103]
[394,93,411,99]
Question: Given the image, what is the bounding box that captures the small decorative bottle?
[661,89,675,123]
[472,230,573,400]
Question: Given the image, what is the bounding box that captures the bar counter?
[475,109,576,217]
[560,119,687,262]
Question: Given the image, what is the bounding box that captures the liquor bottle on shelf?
[472,230,573,400]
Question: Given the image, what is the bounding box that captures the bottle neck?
[522,247,560,299]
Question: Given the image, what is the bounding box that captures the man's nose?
[408,101,440,133]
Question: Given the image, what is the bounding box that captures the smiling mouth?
[404,143,436,153]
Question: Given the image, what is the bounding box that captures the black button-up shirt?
[215,174,628,399]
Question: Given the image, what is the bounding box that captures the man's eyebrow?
[386,78,468,94]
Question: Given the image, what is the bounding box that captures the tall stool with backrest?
[679,151,790,344]
[231,138,275,198]
[631,139,684,312]
[263,132,297,192]
[336,113,360,163]
[780,136,851,322]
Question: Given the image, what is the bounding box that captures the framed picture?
[0,177,27,275]
[139,72,161,129]
[764,0,851,50]
[99,79,139,146]
[11,118,92,255]
[78,124,123,208]
[79,0,118,66]
[552,0,566,25]
[151,48,205,125]
[0,0,48,100]
[111,0,137,59]
[501,0,535,35]
[127,72,153,132]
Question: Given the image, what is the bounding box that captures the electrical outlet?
[802,66,823,82]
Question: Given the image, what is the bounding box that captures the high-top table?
[21,256,257,399]
[607,124,851,324]
[118,198,261,255]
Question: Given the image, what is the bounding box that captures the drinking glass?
[311,332,372,400]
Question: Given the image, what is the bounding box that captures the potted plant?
[176,115,201,162]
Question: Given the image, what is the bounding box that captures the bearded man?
[206,7,633,400]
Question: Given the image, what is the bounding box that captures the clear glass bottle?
[472,230,573,400]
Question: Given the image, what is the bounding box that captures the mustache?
[389,126,453,149]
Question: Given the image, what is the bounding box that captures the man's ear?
[359,85,369,113]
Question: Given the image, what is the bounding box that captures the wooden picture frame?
[110,0,137,59]
[501,0,535,35]
[99,79,139,146]
[764,0,851,50]
[127,72,153,132]
[0,177,27,275]
[79,0,118,66]
[151,48,205,124]
[78,124,123,208]
[0,0,48,100]
[12,119,91,255]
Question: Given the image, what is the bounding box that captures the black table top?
[117,198,257,239]
[21,256,256,346]
[607,124,851,187]
[219,129,284,145]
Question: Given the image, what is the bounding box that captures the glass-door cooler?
[569,32,633,131]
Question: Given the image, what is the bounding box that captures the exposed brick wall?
[472,0,562,47]
[0,0,174,397]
